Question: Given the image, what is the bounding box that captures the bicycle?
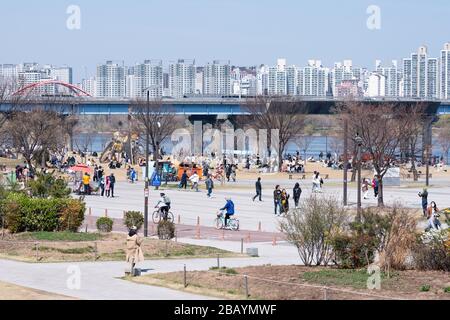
[152,208,175,224]
[214,211,240,231]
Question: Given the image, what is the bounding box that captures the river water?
[74,133,448,160]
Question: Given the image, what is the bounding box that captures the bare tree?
[130,98,178,169]
[399,103,427,181]
[436,115,450,166]
[5,108,65,170]
[243,96,306,171]
[336,102,404,207]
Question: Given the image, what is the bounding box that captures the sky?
[0,0,449,83]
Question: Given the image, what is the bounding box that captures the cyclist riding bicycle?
[218,197,235,229]
[155,193,171,221]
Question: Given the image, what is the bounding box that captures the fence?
[180,266,406,301]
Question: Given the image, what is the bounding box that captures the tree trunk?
[377,177,384,207]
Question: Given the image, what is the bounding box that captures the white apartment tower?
[96,61,125,98]
[440,42,450,100]
[168,59,196,98]
[133,60,163,99]
[202,60,231,96]
[403,46,439,99]
[298,60,329,96]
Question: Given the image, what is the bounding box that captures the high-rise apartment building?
[96,61,125,98]
[441,42,450,100]
[132,60,163,99]
[403,46,439,99]
[298,60,329,96]
[202,60,231,96]
[168,59,196,98]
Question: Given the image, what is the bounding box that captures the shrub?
[59,200,86,232]
[330,205,417,271]
[330,233,376,269]
[412,230,450,271]
[124,211,144,231]
[3,193,85,233]
[279,195,349,266]
[96,217,114,233]
[28,173,71,199]
[157,220,175,240]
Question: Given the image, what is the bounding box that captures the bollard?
[258,222,262,232]
[89,207,92,216]
[35,242,39,262]
[217,254,220,269]
[244,275,249,299]
[104,209,108,218]
[184,264,187,288]
[177,215,181,225]
[197,216,200,226]
[241,238,244,254]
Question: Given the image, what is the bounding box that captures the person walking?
[362,178,369,200]
[105,175,111,198]
[189,171,200,192]
[179,170,188,190]
[253,177,263,202]
[293,183,302,209]
[372,176,379,198]
[418,188,428,217]
[281,189,290,214]
[205,175,214,198]
[273,185,282,216]
[100,176,106,197]
[126,226,144,276]
[109,173,116,198]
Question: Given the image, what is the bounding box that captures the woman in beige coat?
[126,227,144,274]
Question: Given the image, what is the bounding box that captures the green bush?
[330,234,377,269]
[124,211,144,231]
[157,220,175,240]
[4,193,85,233]
[28,173,71,199]
[96,217,114,233]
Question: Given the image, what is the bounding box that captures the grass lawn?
[130,265,450,300]
[0,232,238,263]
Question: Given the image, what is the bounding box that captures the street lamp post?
[353,133,363,218]
[144,90,150,237]
[343,119,348,206]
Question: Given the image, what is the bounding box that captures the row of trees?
[0,79,445,208]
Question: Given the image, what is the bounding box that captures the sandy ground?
[0,281,75,300]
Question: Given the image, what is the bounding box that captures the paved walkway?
[81,178,450,233]
[0,239,299,300]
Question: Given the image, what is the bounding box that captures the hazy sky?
[1,0,449,82]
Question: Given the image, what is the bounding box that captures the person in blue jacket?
[220,197,235,228]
